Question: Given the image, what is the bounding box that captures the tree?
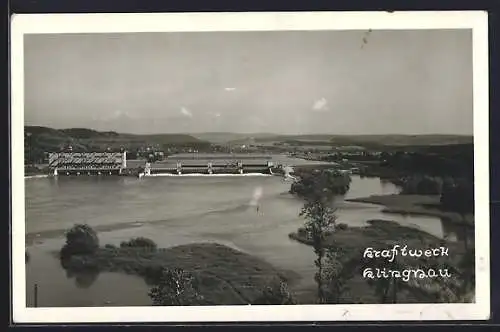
[399,176,443,195]
[148,268,204,306]
[365,255,405,303]
[296,169,350,303]
[440,179,474,251]
[456,248,475,300]
[60,224,100,258]
[323,247,362,303]
[300,200,337,303]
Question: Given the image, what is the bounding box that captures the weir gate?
[144,160,277,175]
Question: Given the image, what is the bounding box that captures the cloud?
[180,107,193,118]
[224,87,236,92]
[101,109,133,121]
[312,97,328,112]
[214,112,221,117]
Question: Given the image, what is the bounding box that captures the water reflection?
[59,252,163,289]
[65,268,100,289]
[380,179,402,194]
[60,255,100,288]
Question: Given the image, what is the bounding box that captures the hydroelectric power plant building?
[48,152,279,176]
[48,152,127,176]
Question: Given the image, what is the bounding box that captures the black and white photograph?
[11,11,490,322]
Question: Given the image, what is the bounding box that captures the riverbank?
[25,164,50,176]
[288,219,472,303]
[25,174,50,179]
[345,194,474,226]
[58,242,300,305]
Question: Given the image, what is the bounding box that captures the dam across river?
[47,152,281,176]
[142,153,279,176]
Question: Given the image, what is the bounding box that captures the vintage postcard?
[11,11,490,322]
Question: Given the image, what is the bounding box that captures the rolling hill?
[191,132,277,144]
[248,134,473,148]
[24,126,212,162]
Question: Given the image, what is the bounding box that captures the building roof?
[48,152,124,168]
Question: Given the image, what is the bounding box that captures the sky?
[24,29,473,135]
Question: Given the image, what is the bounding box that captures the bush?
[120,237,157,251]
[144,265,165,285]
[61,224,99,257]
[335,223,348,231]
[297,227,307,237]
[290,169,352,201]
[104,244,117,249]
[252,278,296,305]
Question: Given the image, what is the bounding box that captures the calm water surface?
[24,162,464,307]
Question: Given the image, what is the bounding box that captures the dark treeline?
[379,144,473,179]
[290,143,475,216]
[397,175,443,195]
[393,175,474,214]
[440,179,474,214]
[354,144,474,215]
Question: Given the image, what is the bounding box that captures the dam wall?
[46,151,279,176]
[145,160,276,175]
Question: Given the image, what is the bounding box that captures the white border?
[11,11,490,323]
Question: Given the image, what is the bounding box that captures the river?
[24,160,465,307]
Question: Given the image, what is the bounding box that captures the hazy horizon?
[24,30,473,135]
[24,124,473,138]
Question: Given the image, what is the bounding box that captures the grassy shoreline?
[288,219,473,303]
[58,242,300,305]
[345,194,474,227]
